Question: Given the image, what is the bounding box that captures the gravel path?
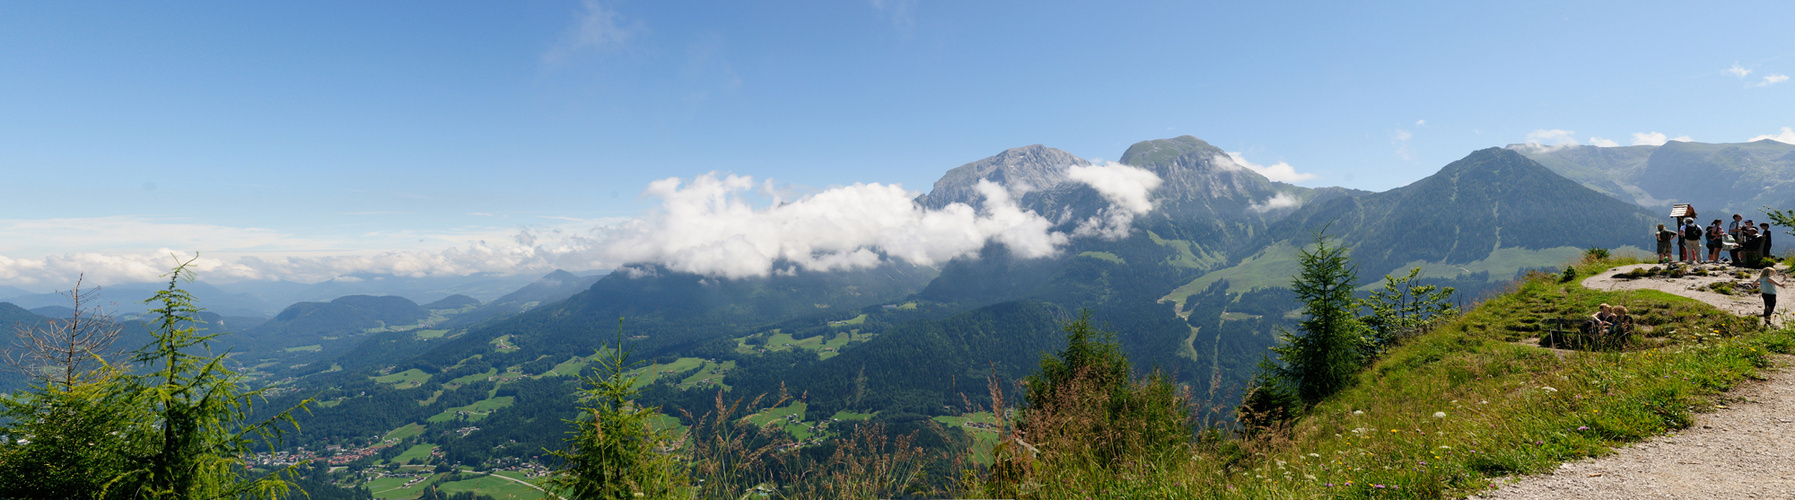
[1469,262,1795,499]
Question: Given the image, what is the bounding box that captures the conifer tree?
[1018,310,1190,463]
[544,318,686,499]
[1263,229,1367,407]
[108,259,310,499]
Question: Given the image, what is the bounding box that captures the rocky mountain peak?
[917,144,1090,210]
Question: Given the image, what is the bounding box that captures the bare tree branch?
[5,274,123,390]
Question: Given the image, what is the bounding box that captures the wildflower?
[1375,484,1386,489]
[1433,411,1447,418]
[1578,426,1590,431]
[1541,386,1558,393]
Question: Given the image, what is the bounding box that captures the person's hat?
[1685,218,1694,224]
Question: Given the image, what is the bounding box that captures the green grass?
[935,412,1001,465]
[678,360,736,390]
[625,357,706,388]
[1147,230,1225,270]
[744,402,812,440]
[536,355,588,378]
[372,369,431,389]
[390,443,435,464]
[413,329,448,339]
[490,335,519,353]
[829,313,868,326]
[382,423,424,442]
[449,367,498,385]
[283,344,322,353]
[1078,251,1126,264]
[433,472,545,499]
[830,410,875,421]
[367,473,443,498]
[1162,240,1301,310]
[737,332,856,358]
[426,396,517,423]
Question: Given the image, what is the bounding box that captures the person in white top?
[1761,268,1787,327]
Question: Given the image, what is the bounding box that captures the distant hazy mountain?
[0,286,33,300]
[2,281,271,318]
[1514,139,1795,219]
[211,272,553,315]
[405,261,938,371]
[441,270,602,328]
[1267,147,1660,277]
[245,295,429,345]
[422,294,480,310]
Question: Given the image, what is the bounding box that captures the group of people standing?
[1655,213,1775,265]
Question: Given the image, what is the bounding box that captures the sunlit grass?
[962,255,1795,498]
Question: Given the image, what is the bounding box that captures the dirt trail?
[1469,262,1795,499]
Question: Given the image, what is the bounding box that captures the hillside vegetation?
[960,253,1792,498]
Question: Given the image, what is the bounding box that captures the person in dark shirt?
[1707,219,1725,263]
[1762,222,1775,259]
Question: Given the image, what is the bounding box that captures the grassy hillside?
[973,255,1795,498]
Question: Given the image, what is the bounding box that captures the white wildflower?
[1433,411,1447,418]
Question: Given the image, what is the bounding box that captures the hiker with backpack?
[1681,218,1703,262]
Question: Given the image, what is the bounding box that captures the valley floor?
[1473,263,1795,499]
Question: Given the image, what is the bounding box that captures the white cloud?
[1517,129,1579,152]
[1415,119,1427,126]
[1631,132,1691,146]
[1066,163,1163,239]
[0,166,1175,285]
[1728,63,1753,78]
[1249,192,1302,213]
[1751,127,1795,144]
[1392,129,1416,161]
[595,174,1081,278]
[1588,137,1621,147]
[1215,153,1317,183]
[1754,74,1790,87]
[542,0,643,64]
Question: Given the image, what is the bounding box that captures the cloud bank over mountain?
[0,169,1164,287]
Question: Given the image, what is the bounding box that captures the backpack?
[1685,224,1701,239]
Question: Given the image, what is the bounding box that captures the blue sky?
[1,1,1791,287]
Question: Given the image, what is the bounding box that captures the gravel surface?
[1581,263,1786,324]
[1469,262,1795,499]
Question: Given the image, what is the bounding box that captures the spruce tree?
[1265,229,1367,407]
[108,259,310,499]
[544,319,686,499]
